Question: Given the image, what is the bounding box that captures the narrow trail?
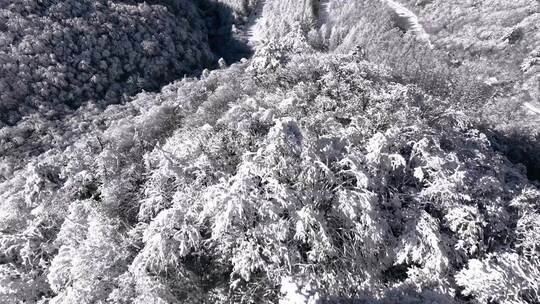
[247,0,266,47]
[318,0,331,27]
[524,102,540,115]
[382,0,433,49]
[232,0,266,48]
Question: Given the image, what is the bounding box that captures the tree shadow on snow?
[484,128,540,182]
[118,0,253,65]
[199,1,254,64]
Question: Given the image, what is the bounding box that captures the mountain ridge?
[0,1,539,303]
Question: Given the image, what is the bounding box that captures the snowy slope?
[2,51,539,304]
[0,1,539,303]
[524,102,540,115]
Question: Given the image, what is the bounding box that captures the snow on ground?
[383,0,433,48]
[228,0,266,51]
[317,0,331,26]
[524,102,540,115]
[245,0,267,47]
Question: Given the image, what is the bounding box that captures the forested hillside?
[394,0,540,180]
[0,0,539,303]
[0,0,221,126]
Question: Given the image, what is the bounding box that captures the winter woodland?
[0,0,539,303]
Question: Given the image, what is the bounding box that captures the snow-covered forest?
[0,0,539,303]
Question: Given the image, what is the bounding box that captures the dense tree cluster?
[256,0,540,183]
[0,0,215,125]
[0,0,539,303]
[385,0,540,180]
[253,0,318,42]
[0,36,539,302]
[252,0,491,108]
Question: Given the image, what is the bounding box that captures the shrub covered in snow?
[0,1,539,303]
[0,46,538,303]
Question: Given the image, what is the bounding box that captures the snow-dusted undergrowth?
[0,0,539,303]
[1,35,539,302]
